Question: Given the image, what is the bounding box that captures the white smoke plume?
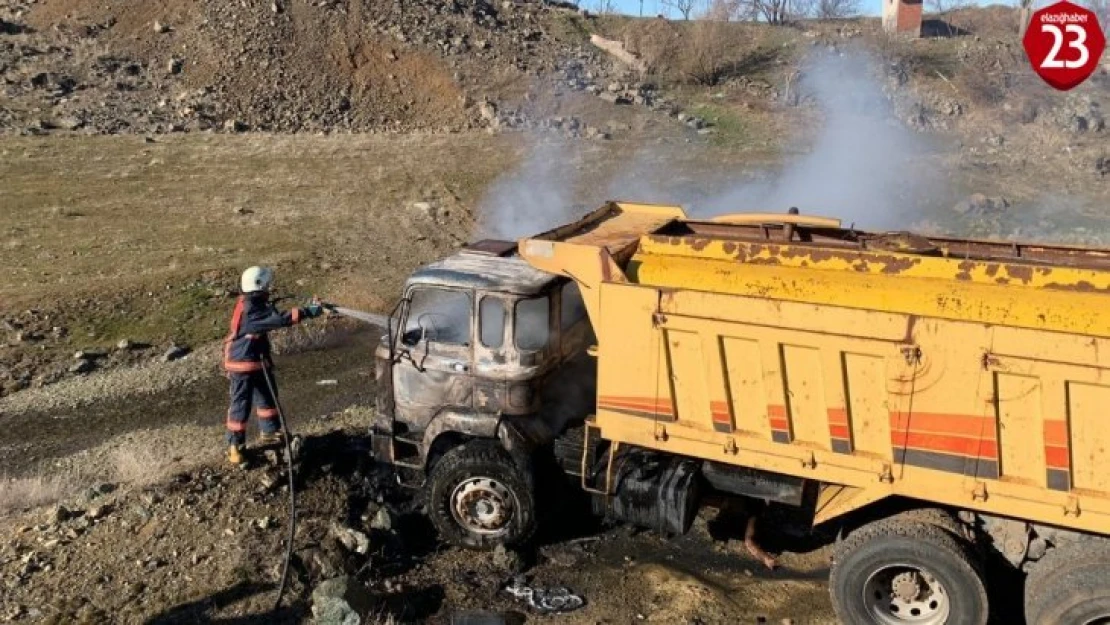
[473,45,944,239]
[473,138,585,241]
[693,46,942,230]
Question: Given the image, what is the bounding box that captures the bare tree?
[749,0,794,23]
[925,0,970,13]
[1017,0,1034,35]
[594,0,617,13]
[727,0,812,23]
[662,0,699,19]
[814,0,860,18]
[705,0,744,19]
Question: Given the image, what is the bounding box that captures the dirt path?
[0,327,382,476]
[0,416,840,625]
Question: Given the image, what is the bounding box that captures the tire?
[426,440,537,550]
[830,518,989,625]
[1025,539,1110,625]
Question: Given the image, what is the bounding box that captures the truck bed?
[518,201,1110,537]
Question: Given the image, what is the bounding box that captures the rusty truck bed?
[518,201,1110,537]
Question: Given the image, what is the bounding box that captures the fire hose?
[261,360,297,612]
[265,299,388,611]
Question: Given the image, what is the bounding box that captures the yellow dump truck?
[371,202,1110,625]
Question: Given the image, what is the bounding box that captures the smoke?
[473,45,942,240]
[473,139,585,241]
[695,47,941,230]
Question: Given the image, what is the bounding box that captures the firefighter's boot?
[258,430,285,447]
[227,444,247,467]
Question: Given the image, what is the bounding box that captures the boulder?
[311,576,375,625]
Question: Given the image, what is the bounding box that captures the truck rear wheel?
[830,518,988,625]
[426,440,536,550]
[1025,539,1110,625]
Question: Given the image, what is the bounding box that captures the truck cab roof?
[406,242,556,296]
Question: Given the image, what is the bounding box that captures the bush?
[623,19,776,86]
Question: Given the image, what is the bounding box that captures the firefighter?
[223,266,324,466]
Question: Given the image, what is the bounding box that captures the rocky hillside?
[0,0,622,135]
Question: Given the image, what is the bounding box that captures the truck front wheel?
[426,440,537,550]
[830,518,988,625]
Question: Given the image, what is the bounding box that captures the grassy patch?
[691,103,750,146]
[0,474,72,516]
[548,11,596,43]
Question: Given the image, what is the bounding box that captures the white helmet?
[240,266,274,293]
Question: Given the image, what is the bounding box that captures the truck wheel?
[830,518,988,625]
[1025,539,1110,625]
[426,440,536,550]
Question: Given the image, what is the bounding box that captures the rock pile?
[0,0,613,136]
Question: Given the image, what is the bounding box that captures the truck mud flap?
[591,450,701,536]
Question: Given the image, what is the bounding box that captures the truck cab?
[370,239,596,547]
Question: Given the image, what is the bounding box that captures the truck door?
[392,286,475,429]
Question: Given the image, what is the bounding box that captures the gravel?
[0,343,220,415]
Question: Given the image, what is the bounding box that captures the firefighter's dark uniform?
[222,292,319,446]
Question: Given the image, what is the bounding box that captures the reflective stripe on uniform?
[257,407,279,419]
[225,419,247,432]
[224,360,263,373]
[222,295,265,372]
[292,308,301,324]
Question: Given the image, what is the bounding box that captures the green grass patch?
[690,103,758,148]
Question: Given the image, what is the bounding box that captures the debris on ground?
[331,523,371,555]
[311,575,376,625]
[502,576,585,614]
[493,544,525,574]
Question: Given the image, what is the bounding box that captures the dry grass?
[0,438,194,516]
[0,474,74,516]
[620,19,790,86]
[0,132,515,355]
[110,443,178,487]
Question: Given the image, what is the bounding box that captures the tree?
[724,0,814,23]
[662,0,698,19]
[705,0,744,20]
[925,0,970,13]
[1017,0,1034,35]
[814,0,860,18]
[594,0,617,13]
[746,0,795,23]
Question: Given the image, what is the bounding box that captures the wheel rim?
[449,476,516,536]
[863,564,951,625]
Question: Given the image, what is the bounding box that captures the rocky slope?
[0,0,619,135]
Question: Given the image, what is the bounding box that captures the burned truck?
[371,202,1110,625]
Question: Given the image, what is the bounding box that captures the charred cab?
[370,240,595,498]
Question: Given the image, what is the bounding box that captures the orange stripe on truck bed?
[891,412,998,440]
[1043,420,1068,447]
[598,396,674,415]
[1045,444,1070,469]
[892,431,999,460]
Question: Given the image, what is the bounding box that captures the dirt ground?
[3,1,1110,623]
[0,99,1106,625]
[0,326,839,625]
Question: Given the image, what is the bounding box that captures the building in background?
[882,0,923,36]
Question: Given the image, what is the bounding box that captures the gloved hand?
[304,303,324,318]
